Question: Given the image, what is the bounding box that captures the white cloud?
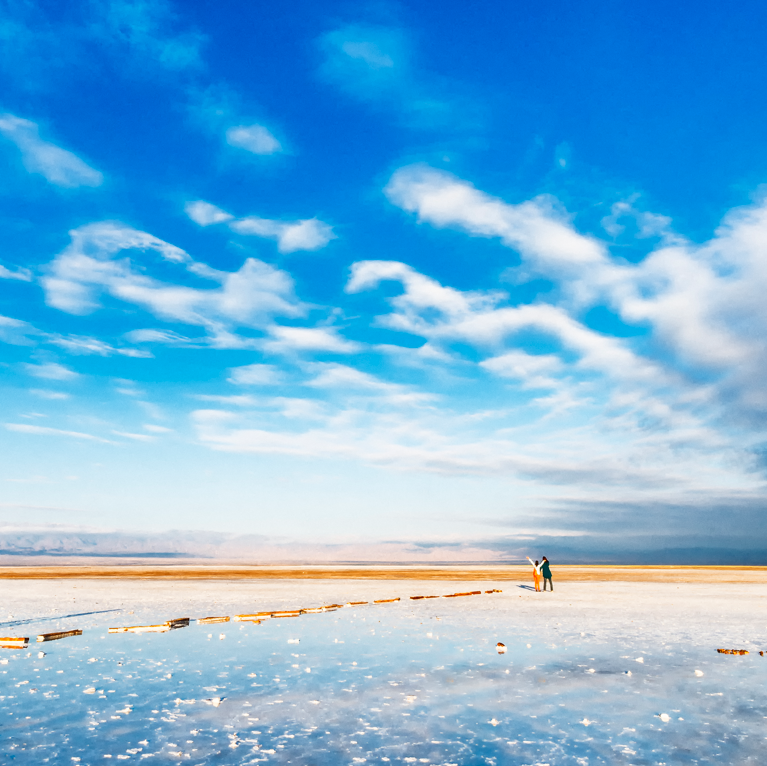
[230,216,336,253]
[23,362,79,381]
[30,389,70,400]
[41,222,305,342]
[0,314,38,345]
[184,200,234,226]
[48,334,152,358]
[226,124,282,155]
[227,363,282,386]
[5,423,112,443]
[0,263,32,281]
[123,329,192,345]
[194,394,257,406]
[112,430,155,442]
[0,114,103,188]
[185,199,336,254]
[601,196,683,245]
[481,351,563,388]
[306,363,399,391]
[317,24,465,130]
[348,260,662,385]
[260,326,361,355]
[385,164,605,271]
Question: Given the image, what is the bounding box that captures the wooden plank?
[234,613,272,621]
[109,624,170,634]
[373,597,400,603]
[0,636,28,643]
[197,616,230,624]
[37,629,82,643]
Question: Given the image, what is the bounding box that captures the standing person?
[526,556,541,592]
[541,556,553,592]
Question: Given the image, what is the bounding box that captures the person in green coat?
[541,556,553,591]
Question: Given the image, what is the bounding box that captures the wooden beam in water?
[37,629,82,643]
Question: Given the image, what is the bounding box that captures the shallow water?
[2,596,766,765]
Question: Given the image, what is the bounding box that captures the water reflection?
[1,600,765,764]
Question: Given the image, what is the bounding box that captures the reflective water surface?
[2,593,766,765]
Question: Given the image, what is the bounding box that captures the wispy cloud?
[260,326,361,355]
[317,23,472,130]
[41,221,305,344]
[230,216,336,253]
[0,113,103,188]
[184,200,233,226]
[5,423,112,443]
[0,263,32,281]
[48,334,152,358]
[23,362,79,381]
[225,124,282,155]
[186,199,336,253]
[0,315,38,345]
[227,363,283,386]
[385,164,605,272]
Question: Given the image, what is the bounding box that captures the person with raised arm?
[526,556,542,592]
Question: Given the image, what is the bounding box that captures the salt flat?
[1,575,766,764]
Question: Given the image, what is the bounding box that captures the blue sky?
[2,0,767,561]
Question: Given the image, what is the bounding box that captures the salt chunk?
[635,657,644,663]
[219,634,225,640]
[659,713,671,722]
[305,667,311,673]
[288,639,299,644]
[694,669,704,677]
[489,718,500,726]
[37,652,46,659]
[580,718,593,726]
[84,687,96,694]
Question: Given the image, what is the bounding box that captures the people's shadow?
[517,584,537,591]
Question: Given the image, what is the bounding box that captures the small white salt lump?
[496,643,507,654]
[84,687,96,694]
[695,669,704,677]
[635,657,644,663]
[580,718,593,726]
[489,718,500,726]
[219,634,225,640]
[659,713,671,722]
[288,639,299,644]
[37,652,46,659]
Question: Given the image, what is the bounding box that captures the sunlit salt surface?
[2,584,766,764]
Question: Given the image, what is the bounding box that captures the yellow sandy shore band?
[1,565,766,583]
